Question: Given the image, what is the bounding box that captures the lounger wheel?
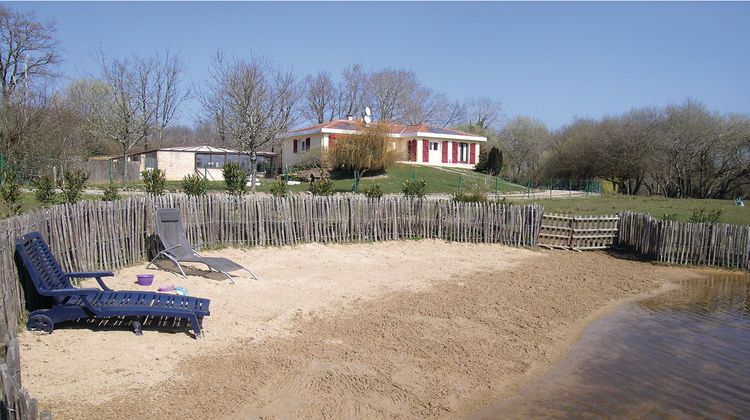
[27,314,54,333]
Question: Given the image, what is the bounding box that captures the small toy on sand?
[157,285,175,292]
[135,274,154,286]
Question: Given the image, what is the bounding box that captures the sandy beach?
[19,240,697,418]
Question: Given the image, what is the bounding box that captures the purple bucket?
[136,274,154,286]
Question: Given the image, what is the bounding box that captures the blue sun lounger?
[16,232,210,338]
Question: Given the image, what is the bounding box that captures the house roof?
[282,119,486,142]
[159,145,238,153]
[124,145,277,158]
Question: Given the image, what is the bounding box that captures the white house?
[277,119,486,169]
[119,145,277,181]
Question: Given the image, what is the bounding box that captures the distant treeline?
[546,100,750,199]
[481,100,750,199]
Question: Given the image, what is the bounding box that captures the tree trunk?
[121,145,128,188]
[250,153,258,193]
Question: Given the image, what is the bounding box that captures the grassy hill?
[527,195,748,226]
[115,163,525,195]
[316,164,524,194]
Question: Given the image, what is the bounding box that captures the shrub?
[60,169,89,203]
[660,213,677,222]
[474,147,488,173]
[33,175,57,205]
[269,178,288,198]
[402,179,427,199]
[689,208,722,224]
[0,168,22,216]
[363,184,383,199]
[308,177,334,196]
[142,169,166,196]
[452,188,488,203]
[326,122,400,191]
[102,184,120,201]
[222,162,248,196]
[486,147,503,176]
[182,174,208,197]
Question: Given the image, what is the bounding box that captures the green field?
[96,164,525,195]
[0,193,102,218]
[4,169,747,226]
[529,195,748,225]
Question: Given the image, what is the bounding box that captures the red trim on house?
[452,142,458,163]
[470,143,476,164]
[422,140,429,162]
[328,136,336,148]
[441,141,448,163]
[409,140,417,161]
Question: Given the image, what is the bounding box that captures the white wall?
[401,138,482,169]
[280,133,324,169]
[156,151,196,181]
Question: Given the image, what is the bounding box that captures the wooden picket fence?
[618,211,750,270]
[538,213,620,250]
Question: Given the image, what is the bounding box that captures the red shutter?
[306,137,311,150]
[441,141,448,163]
[422,140,429,162]
[470,143,477,164]
[293,139,298,153]
[328,136,336,148]
[452,142,458,162]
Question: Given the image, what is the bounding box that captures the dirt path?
[33,247,697,419]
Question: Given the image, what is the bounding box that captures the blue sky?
[11,2,750,129]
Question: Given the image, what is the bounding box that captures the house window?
[430,142,439,151]
[144,153,157,170]
[195,153,226,169]
[293,139,298,153]
[300,140,306,151]
[459,143,469,163]
[227,154,252,171]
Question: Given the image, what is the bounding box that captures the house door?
[408,140,417,161]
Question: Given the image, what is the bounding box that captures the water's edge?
[466,278,681,417]
[473,270,750,418]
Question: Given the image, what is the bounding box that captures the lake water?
[476,272,750,418]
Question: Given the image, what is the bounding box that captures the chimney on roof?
[346,114,353,121]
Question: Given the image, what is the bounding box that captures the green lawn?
[93,164,525,195]
[0,193,102,218]
[529,195,748,225]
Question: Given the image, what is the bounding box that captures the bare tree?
[402,90,466,127]
[202,52,299,192]
[465,97,504,130]
[0,6,60,101]
[134,50,187,151]
[81,55,153,186]
[152,49,187,147]
[0,5,60,159]
[337,63,367,118]
[368,68,418,122]
[302,71,337,124]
